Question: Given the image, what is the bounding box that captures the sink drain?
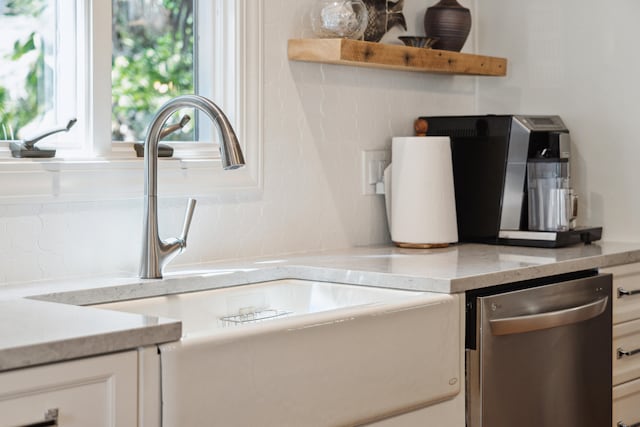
[219,308,293,327]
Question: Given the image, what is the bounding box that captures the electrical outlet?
[361,149,391,195]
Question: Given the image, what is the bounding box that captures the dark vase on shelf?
[424,0,471,52]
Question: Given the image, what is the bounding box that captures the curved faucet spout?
[140,95,245,279]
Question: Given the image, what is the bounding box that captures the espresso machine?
[418,114,602,247]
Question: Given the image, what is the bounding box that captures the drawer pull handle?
[18,408,58,427]
[618,422,640,427]
[618,287,640,298]
[618,347,640,359]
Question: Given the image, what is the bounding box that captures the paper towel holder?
[384,131,458,249]
[383,163,455,249]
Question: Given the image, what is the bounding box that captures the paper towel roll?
[386,136,458,248]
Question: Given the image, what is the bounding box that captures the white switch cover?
[361,149,391,195]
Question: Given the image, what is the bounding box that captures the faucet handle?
[180,198,197,244]
[159,114,191,140]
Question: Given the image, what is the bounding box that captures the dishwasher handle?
[489,296,608,336]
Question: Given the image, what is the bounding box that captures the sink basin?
[99,279,423,336]
[96,279,461,426]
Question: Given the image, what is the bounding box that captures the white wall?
[0,0,478,285]
[476,0,640,242]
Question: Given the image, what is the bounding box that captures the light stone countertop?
[0,298,181,371]
[19,241,640,305]
[1,241,640,372]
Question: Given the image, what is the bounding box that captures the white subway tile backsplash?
[0,0,476,285]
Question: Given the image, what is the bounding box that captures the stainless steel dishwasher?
[465,271,612,427]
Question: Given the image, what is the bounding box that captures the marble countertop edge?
[20,243,640,305]
[0,322,182,372]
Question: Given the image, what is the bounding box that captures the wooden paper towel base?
[393,241,451,249]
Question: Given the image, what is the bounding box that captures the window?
[111,0,196,142]
[0,1,79,148]
[0,0,263,201]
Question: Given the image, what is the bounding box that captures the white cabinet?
[604,263,640,427]
[614,318,640,386]
[609,263,640,325]
[614,377,640,427]
[366,390,465,427]
[0,351,137,427]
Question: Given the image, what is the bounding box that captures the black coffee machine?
[419,114,602,248]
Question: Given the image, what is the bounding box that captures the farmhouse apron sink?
[96,279,461,426]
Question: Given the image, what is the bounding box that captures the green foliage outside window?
[112,0,195,142]
[3,0,45,16]
[0,0,47,139]
[0,0,194,142]
[0,32,48,139]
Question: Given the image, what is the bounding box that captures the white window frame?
[0,0,263,202]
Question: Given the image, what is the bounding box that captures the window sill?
[0,0,264,204]
[0,154,262,203]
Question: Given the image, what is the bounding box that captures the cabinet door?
[614,318,640,386]
[614,377,640,427]
[603,264,640,325]
[0,351,137,427]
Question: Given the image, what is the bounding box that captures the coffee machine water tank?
[527,158,575,232]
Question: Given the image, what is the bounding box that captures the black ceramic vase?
[424,0,471,52]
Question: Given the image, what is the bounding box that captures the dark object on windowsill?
[10,118,77,158]
[134,142,174,158]
[133,114,190,158]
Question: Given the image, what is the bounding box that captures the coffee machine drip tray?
[498,227,603,248]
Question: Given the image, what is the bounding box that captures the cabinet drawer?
[603,264,640,325]
[614,377,640,427]
[0,351,137,427]
[614,318,640,386]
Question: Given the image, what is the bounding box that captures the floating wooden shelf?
[288,38,507,77]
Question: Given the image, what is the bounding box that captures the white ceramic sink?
[96,279,461,426]
[98,279,421,337]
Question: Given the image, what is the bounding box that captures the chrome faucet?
[139,95,245,279]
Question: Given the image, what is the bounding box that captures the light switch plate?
[361,149,391,195]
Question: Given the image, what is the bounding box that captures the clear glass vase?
[310,0,369,40]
